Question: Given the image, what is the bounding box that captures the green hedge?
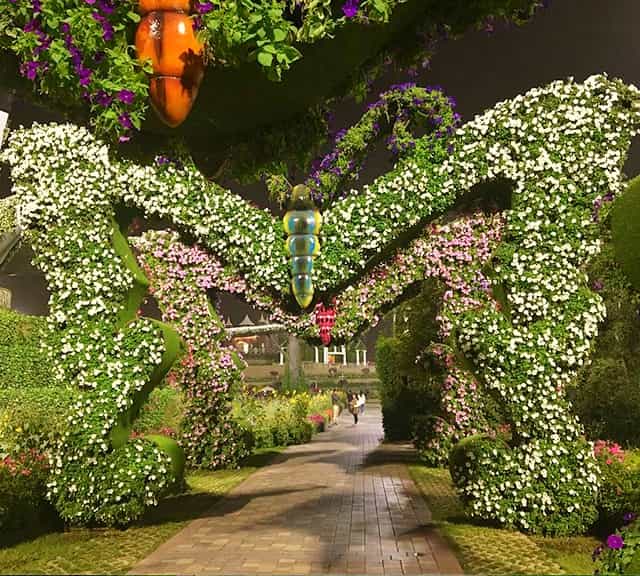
[0,385,78,456]
[132,385,184,437]
[231,393,327,450]
[376,282,444,441]
[0,309,55,389]
[572,242,640,446]
[611,176,640,291]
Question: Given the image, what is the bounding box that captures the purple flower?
[117,89,135,104]
[77,67,92,86]
[23,19,40,33]
[93,90,113,107]
[606,534,624,550]
[623,512,637,525]
[342,0,359,18]
[97,0,114,14]
[195,1,214,13]
[19,60,41,81]
[118,112,133,130]
[192,15,204,31]
[592,279,604,292]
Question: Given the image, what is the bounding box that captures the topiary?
[450,434,599,536]
[611,175,640,291]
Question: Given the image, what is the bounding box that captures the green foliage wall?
[571,241,640,446]
[0,308,54,389]
[611,175,640,291]
[376,282,443,441]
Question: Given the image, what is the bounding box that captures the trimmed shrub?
[572,241,640,446]
[232,392,324,450]
[450,435,599,536]
[376,336,442,441]
[611,175,640,291]
[0,385,78,456]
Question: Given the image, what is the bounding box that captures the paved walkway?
[130,406,462,575]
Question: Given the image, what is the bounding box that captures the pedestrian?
[331,388,340,424]
[358,390,366,415]
[348,390,359,425]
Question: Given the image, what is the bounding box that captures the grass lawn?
[0,448,283,575]
[409,465,601,575]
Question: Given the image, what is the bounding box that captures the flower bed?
[0,449,50,533]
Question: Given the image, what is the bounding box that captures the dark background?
[1,0,639,318]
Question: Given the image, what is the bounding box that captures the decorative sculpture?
[283,184,322,308]
[314,302,336,345]
[136,0,204,127]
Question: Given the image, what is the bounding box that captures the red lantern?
[314,303,336,346]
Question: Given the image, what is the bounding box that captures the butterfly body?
[284,185,322,308]
[135,0,204,127]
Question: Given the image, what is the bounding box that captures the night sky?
[1,0,639,321]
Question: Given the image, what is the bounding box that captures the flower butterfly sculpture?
[136,0,205,127]
[2,75,640,534]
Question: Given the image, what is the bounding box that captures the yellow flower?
[15,427,23,433]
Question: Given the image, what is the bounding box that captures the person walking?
[331,389,340,424]
[358,390,366,415]
[348,390,359,425]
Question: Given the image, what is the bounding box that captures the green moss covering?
[611,176,640,290]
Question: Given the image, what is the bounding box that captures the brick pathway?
[130,406,462,575]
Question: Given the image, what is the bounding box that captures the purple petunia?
[93,90,113,107]
[118,112,133,130]
[117,89,135,105]
[342,0,359,19]
[606,534,624,550]
[19,60,41,81]
[195,1,214,14]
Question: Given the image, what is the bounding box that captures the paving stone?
[129,406,461,575]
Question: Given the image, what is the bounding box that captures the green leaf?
[257,51,273,67]
[272,28,287,42]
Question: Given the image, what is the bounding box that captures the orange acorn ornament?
[135,0,205,127]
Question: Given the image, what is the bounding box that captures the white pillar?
[363,350,367,367]
[314,346,319,363]
[323,346,329,364]
[0,109,9,149]
[279,348,285,365]
[342,344,347,366]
